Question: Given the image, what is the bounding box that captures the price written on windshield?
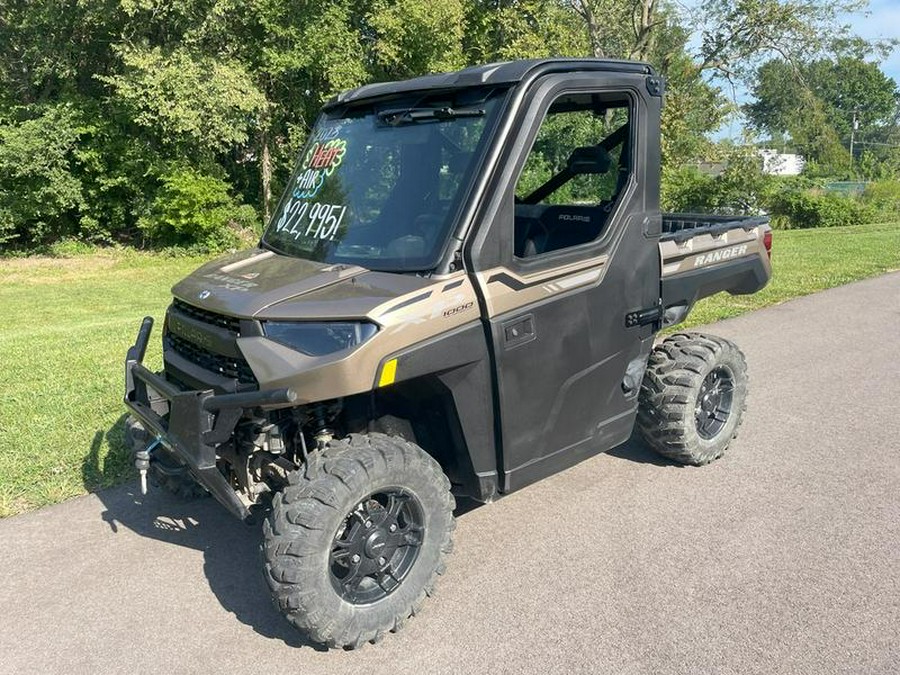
[275,200,347,242]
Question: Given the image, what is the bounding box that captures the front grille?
[164,332,257,385]
[172,298,241,334]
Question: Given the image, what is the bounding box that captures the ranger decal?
[694,244,748,267]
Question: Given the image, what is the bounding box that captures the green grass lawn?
[679,221,900,327]
[1,222,898,517]
[0,251,206,516]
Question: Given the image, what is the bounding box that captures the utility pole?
[849,110,859,171]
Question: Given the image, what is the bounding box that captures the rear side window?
[513,94,633,259]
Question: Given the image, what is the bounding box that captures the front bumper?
[124,317,296,520]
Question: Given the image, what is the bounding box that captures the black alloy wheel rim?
[694,366,735,440]
[329,489,425,604]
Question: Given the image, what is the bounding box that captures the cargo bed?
[662,213,770,241]
[658,213,772,325]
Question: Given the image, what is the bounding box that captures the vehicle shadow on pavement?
[83,419,326,650]
[82,420,671,648]
[604,433,680,467]
[93,482,327,648]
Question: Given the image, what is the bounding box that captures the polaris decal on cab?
[694,244,748,267]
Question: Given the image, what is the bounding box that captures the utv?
[124,58,772,648]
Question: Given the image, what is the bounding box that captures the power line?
[852,140,900,148]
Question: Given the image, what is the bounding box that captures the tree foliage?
[746,56,900,174]
[689,0,878,79]
[138,167,259,249]
[747,58,898,136]
[367,0,467,78]
[102,47,267,155]
[0,104,87,244]
[0,0,894,250]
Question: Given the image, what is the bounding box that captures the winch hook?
[135,437,162,495]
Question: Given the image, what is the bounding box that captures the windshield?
[262,87,508,271]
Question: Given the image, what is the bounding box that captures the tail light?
[763,230,773,260]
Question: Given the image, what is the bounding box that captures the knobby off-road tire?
[263,433,456,649]
[124,416,208,499]
[637,332,748,466]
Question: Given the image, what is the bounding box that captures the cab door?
[468,74,662,492]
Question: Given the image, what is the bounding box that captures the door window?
[514,94,633,258]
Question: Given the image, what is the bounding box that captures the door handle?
[501,314,536,349]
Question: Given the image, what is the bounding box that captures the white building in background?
[759,149,806,175]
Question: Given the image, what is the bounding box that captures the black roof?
[324,58,654,110]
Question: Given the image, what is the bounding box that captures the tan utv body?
[124,58,772,648]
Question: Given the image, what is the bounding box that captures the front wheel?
[263,433,455,649]
[637,332,748,465]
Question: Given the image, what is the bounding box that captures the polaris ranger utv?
[124,58,772,648]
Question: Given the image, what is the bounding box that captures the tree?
[367,0,467,79]
[465,1,585,62]
[559,1,730,164]
[0,104,87,244]
[0,0,893,250]
[100,47,267,156]
[747,57,898,138]
[687,0,890,81]
[562,1,896,169]
[745,56,899,171]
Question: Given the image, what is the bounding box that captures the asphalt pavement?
[1,272,898,675]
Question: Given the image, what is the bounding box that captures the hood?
[172,248,433,320]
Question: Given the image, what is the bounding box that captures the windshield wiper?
[377,106,485,126]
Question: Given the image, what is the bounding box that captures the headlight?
[263,321,378,356]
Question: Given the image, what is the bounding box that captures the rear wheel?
[637,332,748,465]
[263,433,455,649]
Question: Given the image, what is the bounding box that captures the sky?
[851,0,900,82]
[705,0,900,140]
